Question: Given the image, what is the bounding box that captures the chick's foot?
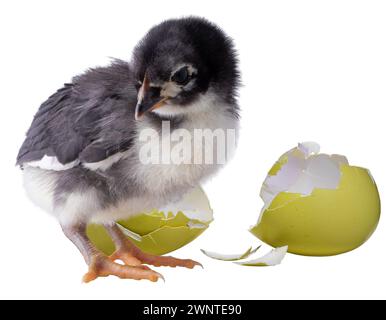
[61,223,163,283]
[83,254,163,283]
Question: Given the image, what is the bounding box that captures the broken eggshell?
[200,246,261,261]
[200,245,287,267]
[87,187,213,256]
[251,142,381,256]
[235,246,288,266]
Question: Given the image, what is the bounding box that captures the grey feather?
[17,60,138,166]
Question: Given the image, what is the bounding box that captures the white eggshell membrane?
[160,187,213,223]
[260,142,348,214]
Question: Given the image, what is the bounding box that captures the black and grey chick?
[16,17,240,282]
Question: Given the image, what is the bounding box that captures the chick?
[17,17,240,282]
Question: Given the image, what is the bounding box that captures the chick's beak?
[135,74,169,120]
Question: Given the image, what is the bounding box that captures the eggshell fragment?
[235,246,288,266]
[200,246,261,261]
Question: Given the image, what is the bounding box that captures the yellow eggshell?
[251,165,381,256]
[87,187,213,255]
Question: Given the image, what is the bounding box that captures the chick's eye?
[171,67,190,85]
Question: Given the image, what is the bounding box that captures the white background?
[0,0,385,300]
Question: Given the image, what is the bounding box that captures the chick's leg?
[105,224,202,269]
[61,223,163,283]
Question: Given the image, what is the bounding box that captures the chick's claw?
[82,255,163,283]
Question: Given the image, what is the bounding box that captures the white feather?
[23,166,164,226]
[134,91,238,194]
[25,155,79,171]
[23,167,57,213]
